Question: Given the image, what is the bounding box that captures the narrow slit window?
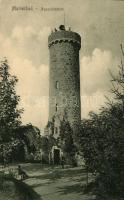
[56,81,59,89]
[56,104,58,112]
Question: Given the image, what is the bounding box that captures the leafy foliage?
[40,135,56,153]
[0,139,25,163]
[77,46,124,198]
[16,124,41,154]
[59,118,77,165]
[0,58,23,142]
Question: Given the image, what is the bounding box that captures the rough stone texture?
[48,29,81,135]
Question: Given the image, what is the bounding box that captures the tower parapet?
[48,26,81,49]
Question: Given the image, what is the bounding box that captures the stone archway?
[50,146,63,165]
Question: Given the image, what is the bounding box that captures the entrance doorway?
[54,149,60,165]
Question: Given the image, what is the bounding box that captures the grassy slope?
[0,176,42,200]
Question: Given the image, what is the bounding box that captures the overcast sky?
[0,0,124,130]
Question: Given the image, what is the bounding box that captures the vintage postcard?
[0,0,124,200]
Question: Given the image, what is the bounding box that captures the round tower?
[48,25,81,136]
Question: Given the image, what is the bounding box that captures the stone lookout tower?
[48,25,81,138]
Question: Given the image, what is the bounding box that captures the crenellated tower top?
[48,25,81,49]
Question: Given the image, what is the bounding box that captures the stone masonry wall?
[48,30,81,133]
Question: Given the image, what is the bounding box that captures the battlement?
[48,25,81,49]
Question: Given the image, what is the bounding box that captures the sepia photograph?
[0,0,124,199]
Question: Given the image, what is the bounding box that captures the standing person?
[3,149,7,168]
[61,156,65,169]
[3,156,7,168]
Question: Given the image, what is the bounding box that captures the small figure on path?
[3,156,7,168]
[61,156,65,169]
[18,165,28,180]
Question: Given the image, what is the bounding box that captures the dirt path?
[23,164,95,200]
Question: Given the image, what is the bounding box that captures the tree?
[0,139,25,164]
[17,124,41,153]
[59,118,77,166]
[77,46,124,198]
[40,136,50,154]
[0,58,23,142]
[78,108,124,197]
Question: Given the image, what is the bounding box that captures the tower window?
[56,104,58,112]
[56,81,59,89]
